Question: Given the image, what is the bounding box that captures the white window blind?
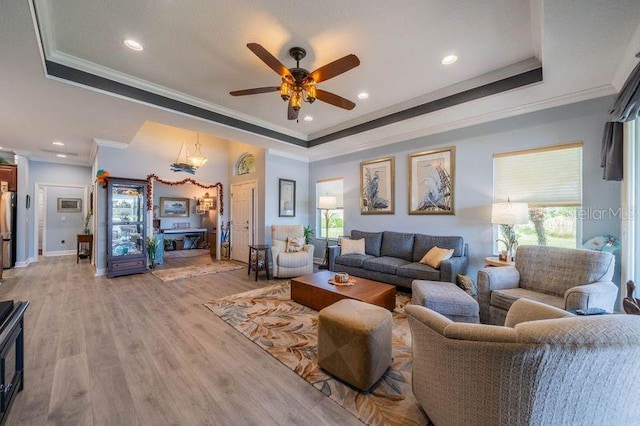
[494,142,582,206]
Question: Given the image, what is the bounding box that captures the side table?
[484,256,514,267]
[77,234,93,264]
[248,244,271,281]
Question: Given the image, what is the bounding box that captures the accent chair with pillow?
[271,224,314,278]
[406,298,640,426]
[478,245,617,325]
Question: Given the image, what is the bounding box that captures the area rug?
[151,261,243,281]
[163,248,210,259]
[204,283,427,425]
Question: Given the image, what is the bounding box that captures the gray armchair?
[478,245,617,325]
[406,299,640,426]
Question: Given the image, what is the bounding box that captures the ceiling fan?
[230,43,360,120]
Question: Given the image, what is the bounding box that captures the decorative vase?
[83,228,90,235]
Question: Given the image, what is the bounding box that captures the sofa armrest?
[405,304,452,335]
[302,244,315,258]
[477,266,520,324]
[505,299,574,328]
[328,245,340,271]
[564,281,618,312]
[440,256,468,283]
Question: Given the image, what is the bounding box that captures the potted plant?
[83,211,93,234]
[147,237,159,269]
[303,225,315,245]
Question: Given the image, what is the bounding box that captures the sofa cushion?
[380,231,415,261]
[412,234,465,262]
[277,250,309,268]
[341,238,365,255]
[490,288,564,312]
[396,262,441,281]
[351,230,383,257]
[363,256,410,275]
[335,254,374,268]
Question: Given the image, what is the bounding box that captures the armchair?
[478,245,617,325]
[406,299,640,426]
[270,224,314,278]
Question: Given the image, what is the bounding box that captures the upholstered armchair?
[406,299,640,426]
[478,245,617,325]
[270,224,314,278]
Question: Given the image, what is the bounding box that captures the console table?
[162,228,208,250]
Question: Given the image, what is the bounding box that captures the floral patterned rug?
[204,283,427,425]
[151,261,243,281]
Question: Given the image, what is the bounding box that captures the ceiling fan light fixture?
[280,78,292,100]
[304,81,317,103]
[290,91,302,111]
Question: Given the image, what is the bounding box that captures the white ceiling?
[1,0,640,165]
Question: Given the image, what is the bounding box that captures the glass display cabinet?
[106,178,148,278]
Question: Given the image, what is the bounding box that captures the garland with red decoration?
[145,174,223,214]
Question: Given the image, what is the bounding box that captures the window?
[316,178,343,239]
[494,142,582,250]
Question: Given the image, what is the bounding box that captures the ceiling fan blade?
[309,54,360,83]
[316,89,356,110]
[247,43,292,78]
[229,86,280,96]
[287,100,299,121]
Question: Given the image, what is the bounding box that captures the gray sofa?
[328,230,468,289]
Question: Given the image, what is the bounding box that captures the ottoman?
[317,299,392,391]
[412,280,480,323]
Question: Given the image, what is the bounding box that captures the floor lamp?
[318,196,337,270]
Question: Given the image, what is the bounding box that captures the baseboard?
[15,257,37,268]
[95,268,106,277]
[45,250,76,257]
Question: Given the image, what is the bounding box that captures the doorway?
[33,183,89,259]
[230,181,257,263]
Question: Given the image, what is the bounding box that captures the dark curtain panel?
[601,58,640,181]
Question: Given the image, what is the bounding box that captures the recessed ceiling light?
[56,154,67,158]
[52,141,64,146]
[123,39,144,51]
[303,115,313,122]
[357,92,369,100]
[441,54,458,65]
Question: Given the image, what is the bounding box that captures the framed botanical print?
[360,157,394,214]
[279,178,296,217]
[409,147,455,215]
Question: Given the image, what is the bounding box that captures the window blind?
[494,142,582,206]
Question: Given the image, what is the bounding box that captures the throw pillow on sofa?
[420,246,454,268]
[286,237,305,252]
[341,238,366,255]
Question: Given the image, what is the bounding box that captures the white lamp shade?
[491,202,529,225]
[318,196,337,210]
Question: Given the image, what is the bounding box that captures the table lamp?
[318,196,337,269]
[491,201,529,260]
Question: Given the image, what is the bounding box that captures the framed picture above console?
[160,197,190,217]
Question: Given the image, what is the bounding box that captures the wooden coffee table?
[291,270,396,311]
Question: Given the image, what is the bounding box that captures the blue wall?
[309,96,621,285]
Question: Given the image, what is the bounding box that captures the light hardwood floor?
[0,255,361,425]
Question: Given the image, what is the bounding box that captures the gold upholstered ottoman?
[317,299,392,391]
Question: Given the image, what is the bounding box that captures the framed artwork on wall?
[57,198,82,212]
[409,146,455,215]
[360,157,395,214]
[279,178,296,217]
[159,197,190,217]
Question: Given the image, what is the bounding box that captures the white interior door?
[38,187,44,254]
[231,181,256,262]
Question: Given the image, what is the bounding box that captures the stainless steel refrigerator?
[0,185,16,269]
